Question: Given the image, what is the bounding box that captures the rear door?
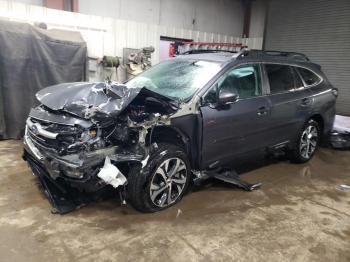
[263,64,312,144]
[200,63,271,169]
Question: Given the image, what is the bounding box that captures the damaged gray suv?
[23,50,337,213]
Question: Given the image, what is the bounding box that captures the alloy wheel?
[149,157,187,208]
[299,125,318,159]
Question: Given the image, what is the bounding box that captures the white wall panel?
[9,0,41,6]
[79,0,244,37]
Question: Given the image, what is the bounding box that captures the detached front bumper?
[23,133,139,214]
[23,151,84,214]
[23,122,148,213]
[23,131,106,191]
[23,138,106,195]
[23,128,144,190]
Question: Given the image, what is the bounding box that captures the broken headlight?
[81,128,99,141]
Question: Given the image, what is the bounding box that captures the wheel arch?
[147,125,192,160]
[309,114,324,135]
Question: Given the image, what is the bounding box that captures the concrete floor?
[0,140,350,262]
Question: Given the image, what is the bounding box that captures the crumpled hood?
[36,82,178,120]
[36,82,140,120]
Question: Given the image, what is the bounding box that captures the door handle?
[257,106,268,116]
[301,98,311,106]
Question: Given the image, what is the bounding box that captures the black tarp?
[0,20,88,139]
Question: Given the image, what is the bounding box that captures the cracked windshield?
[126,59,222,101]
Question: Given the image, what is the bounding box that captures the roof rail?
[180,49,238,55]
[237,49,310,62]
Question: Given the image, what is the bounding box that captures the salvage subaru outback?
[23,49,337,213]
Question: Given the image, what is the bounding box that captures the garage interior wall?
[11,0,267,39]
[249,0,266,38]
[0,0,263,66]
[7,0,42,5]
[264,0,350,115]
[78,0,244,37]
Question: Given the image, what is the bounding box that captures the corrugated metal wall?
[0,0,263,66]
[264,0,350,115]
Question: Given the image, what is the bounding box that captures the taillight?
[332,88,338,97]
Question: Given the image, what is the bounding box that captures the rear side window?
[265,64,295,94]
[297,67,321,86]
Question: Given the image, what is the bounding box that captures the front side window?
[126,59,221,101]
[265,64,295,94]
[297,67,321,86]
[205,64,262,104]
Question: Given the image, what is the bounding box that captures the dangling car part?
[327,115,350,149]
[328,132,350,149]
[193,168,262,191]
[23,49,337,213]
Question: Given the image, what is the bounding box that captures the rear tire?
[289,119,320,163]
[127,143,191,212]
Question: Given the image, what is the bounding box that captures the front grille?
[30,118,81,134]
[27,117,83,155]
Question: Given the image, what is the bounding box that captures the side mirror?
[218,90,238,105]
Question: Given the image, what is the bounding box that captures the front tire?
[127,143,191,212]
[289,119,320,163]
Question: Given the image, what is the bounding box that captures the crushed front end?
[23,82,177,213]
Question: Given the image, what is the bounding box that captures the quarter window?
[297,67,321,86]
[265,64,295,94]
[292,67,304,89]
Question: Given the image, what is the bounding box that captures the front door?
[200,64,271,169]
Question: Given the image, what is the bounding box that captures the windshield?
[126,59,222,101]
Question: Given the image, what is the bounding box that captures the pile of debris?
[328,115,350,149]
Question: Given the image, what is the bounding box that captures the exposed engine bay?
[27,87,176,157]
[23,82,181,205]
